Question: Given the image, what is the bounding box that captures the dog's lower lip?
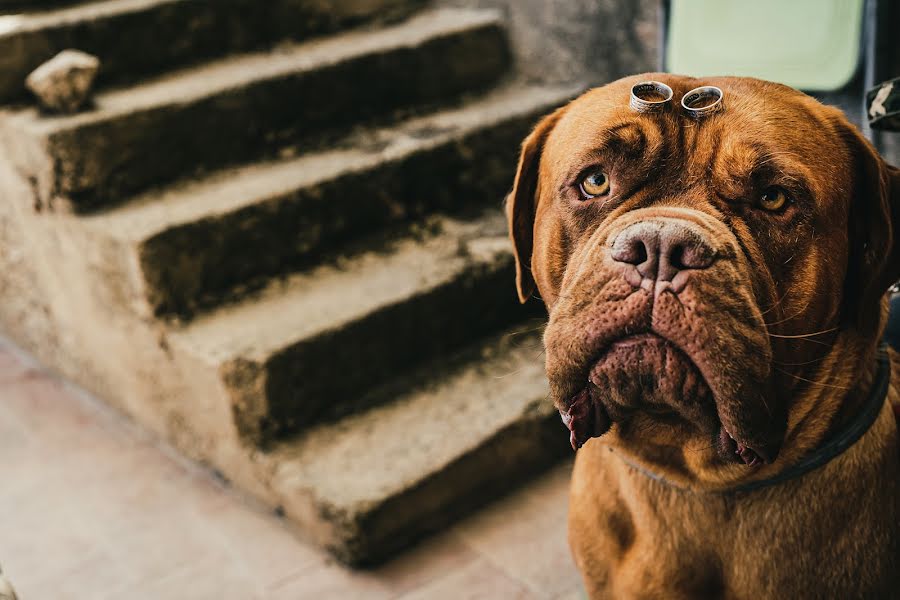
[560,387,610,450]
[722,428,769,467]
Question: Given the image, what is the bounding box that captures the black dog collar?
[614,345,891,494]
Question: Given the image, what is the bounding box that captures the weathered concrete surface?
[262,328,567,565]
[0,140,58,361]
[0,152,562,565]
[0,0,585,567]
[80,83,578,317]
[0,0,79,8]
[168,212,537,444]
[0,564,17,600]
[0,0,425,103]
[442,0,658,86]
[0,150,263,497]
[1,8,510,210]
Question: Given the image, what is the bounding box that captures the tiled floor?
[0,339,582,599]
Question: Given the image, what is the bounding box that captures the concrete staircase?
[0,0,576,564]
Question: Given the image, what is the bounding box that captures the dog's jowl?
[507,74,900,599]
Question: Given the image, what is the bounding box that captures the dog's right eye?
[759,186,791,212]
[579,170,611,198]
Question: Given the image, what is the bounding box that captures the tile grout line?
[444,528,548,599]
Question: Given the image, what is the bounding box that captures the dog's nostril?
[668,244,687,271]
[612,221,715,283]
[627,239,650,267]
[611,237,649,266]
[633,240,648,265]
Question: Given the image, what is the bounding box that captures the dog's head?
[508,74,900,483]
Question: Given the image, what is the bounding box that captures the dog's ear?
[506,106,567,303]
[840,119,900,335]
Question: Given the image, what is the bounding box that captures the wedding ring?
[681,86,724,118]
[630,81,674,113]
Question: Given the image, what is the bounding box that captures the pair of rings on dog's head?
[630,81,723,118]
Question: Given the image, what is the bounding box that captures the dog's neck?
[602,319,890,492]
[782,329,882,461]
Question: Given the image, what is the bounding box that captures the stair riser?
[235,257,538,442]
[291,410,569,566]
[138,111,541,317]
[0,0,424,103]
[0,1,77,10]
[38,21,509,210]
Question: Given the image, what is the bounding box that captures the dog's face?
[508,74,900,481]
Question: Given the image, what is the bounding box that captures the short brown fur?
[507,74,900,598]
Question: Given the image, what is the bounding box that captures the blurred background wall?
[442,0,658,86]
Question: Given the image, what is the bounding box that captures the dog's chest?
[569,438,900,598]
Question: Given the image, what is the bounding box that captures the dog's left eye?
[759,187,790,212]
[579,170,611,198]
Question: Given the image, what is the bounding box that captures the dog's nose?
[610,221,715,282]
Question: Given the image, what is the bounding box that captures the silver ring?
[630,81,674,113]
[681,86,723,118]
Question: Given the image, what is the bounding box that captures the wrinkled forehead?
[544,75,852,195]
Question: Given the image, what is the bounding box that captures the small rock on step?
[26,50,100,114]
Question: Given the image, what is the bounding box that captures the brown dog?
[507,74,900,598]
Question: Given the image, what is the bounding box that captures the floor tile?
[0,341,578,599]
[452,462,581,598]
[396,558,537,600]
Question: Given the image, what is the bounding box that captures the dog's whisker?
[501,327,546,341]
[773,356,828,367]
[771,336,832,347]
[767,327,837,339]
[759,288,791,317]
[762,293,818,325]
[492,367,528,379]
[773,367,851,390]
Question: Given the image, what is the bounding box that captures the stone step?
[254,326,565,565]
[0,8,510,211]
[0,0,78,10]
[0,0,424,103]
[81,83,577,317]
[167,211,537,445]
